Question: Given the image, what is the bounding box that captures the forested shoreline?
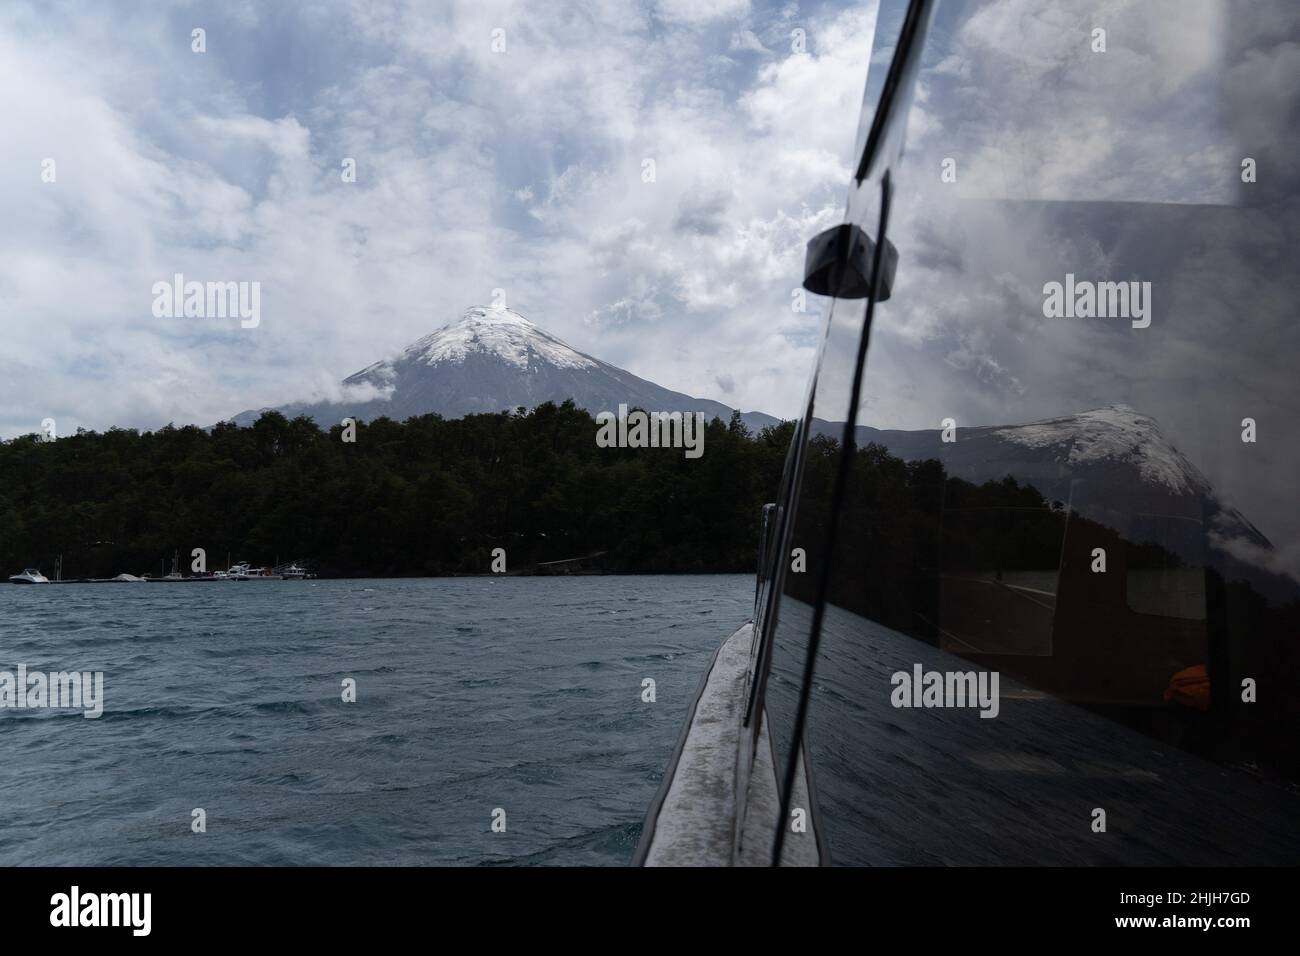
[0,401,794,579]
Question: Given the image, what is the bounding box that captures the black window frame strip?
[771,171,895,866]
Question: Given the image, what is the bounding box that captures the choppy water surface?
[0,576,750,865]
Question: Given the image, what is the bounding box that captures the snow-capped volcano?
[850,403,1214,501]
[849,403,1272,574]
[986,404,1213,497]
[361,306,598,375]
[231,306,776,430]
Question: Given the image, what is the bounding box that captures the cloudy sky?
[3,0,1297,566]
[1,0,881,438]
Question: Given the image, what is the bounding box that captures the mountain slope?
[231,306,779,432]
[839,404,1277,593]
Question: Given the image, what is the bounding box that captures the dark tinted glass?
[762,0,1300,865]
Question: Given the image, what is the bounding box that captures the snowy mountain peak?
[990,404,1210,496]
[400,306,598,372]
[280,304,766,431]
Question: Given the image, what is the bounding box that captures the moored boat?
[8,568,50,584]
[227,562,283,581]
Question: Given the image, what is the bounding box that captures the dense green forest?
[0,402,794,578]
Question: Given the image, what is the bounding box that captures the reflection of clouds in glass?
[849,0,1300,567]
[1211,523,1300,587]
[909,0,1235,204]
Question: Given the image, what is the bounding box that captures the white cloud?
[655,0,750,26]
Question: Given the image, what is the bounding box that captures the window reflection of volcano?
[773,406,1300,811]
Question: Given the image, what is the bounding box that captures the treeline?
[0,402,794,578]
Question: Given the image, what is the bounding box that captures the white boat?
[8,568,50,584]
[227,562,283,581]
[281,563,309,580]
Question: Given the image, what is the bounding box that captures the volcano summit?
[231,306,777,431]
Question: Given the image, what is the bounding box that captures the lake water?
[0,575,751,866]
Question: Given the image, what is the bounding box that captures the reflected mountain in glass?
[785,404,1300,789]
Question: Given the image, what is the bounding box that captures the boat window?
[752,0,1300,865]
